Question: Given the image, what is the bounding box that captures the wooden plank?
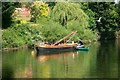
[53,31,77,45]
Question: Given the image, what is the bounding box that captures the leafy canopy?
[51,2,89,28]
[30,1,49,22]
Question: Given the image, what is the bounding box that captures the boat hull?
[35,46,76,55]
[76,47,89,51]
[35,43,89,55]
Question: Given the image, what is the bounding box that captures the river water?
[2,39,120,78]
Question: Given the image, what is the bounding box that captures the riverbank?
[2,23,98,51]
[2,39,94,51]
[2,30,120,51]
[2,45,28,51]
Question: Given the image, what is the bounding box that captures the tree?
[50,2,89,27]
[2,2,19,29]
[117,2,120,30]
[50,2,97,41]
[80,2,96,31]
[88,2,119,39]
[30,1,49,22]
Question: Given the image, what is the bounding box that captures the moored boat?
[35,31,89,54]
[35,43,77,54]
[75,47,89,51]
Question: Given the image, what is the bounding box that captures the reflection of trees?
[36,50,97,78]
[3,50,34,78]
[34,52,78,78]
[2,66,14,78]
[34,43,119,78]
[96,40,118,78]
[117,39,120,78]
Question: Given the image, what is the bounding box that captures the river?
[2,39,120,78]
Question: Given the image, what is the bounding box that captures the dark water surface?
[2,40,120,78]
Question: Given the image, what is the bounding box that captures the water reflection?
[117,39,120,78]
[31,50,97,78]
[96,40,118,78]
[2,66,14,78]
[2,40,119,78]
[31,51,79,62]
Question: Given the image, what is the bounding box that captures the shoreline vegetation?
[2,35,120,51]
[1,40,92,51]
[2,2,120,51]
[2,46,28,51]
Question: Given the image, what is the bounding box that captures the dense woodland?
[2,1,120,48]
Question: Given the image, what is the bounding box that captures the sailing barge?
[35,43,77,54]
[35,31,78,54]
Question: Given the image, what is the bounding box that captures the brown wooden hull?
[35,44,77,55]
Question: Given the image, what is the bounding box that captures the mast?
[53,31,77,45]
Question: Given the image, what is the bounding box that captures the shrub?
[2,24,43,48]
[40,20,69,43]
[82,29,97,41]
[30,1,49,22]
[2,29,25,48]
[65,20,97,42]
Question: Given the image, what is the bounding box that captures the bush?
[65,20,97,42]
[2,24,43,48]
[82,29,97,41]
[40,20,69,43]
[2,29,25,48]
[30,1,49,22]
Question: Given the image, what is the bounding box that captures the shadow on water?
[96,40,118,78]
[2,66,14,79]
[99,31,116,40]
[117,39,120,78]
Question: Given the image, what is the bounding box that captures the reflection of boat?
[35,52,77,62]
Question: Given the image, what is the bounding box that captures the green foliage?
[87,2,119,39]
[2,24,43,48]
[89,2,119,32]
[30,1,49,22]
[36,2,97,43]
[36,17,49,26]
[40,20,69,43]
[3,2,112,49]
[2,2,19,29]
[50,2,89,27]
[2,28,25,48]
[82,29,97,41]
[81,3,96,30]
[66,20,84,34]
[66,20,97,41]
[114,2,120,31]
